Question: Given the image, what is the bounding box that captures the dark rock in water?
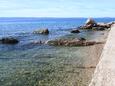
[79,37,86,41]
[97,23,113,28]
[107,22,115,27]
[82,24,93,29]
[71,29,80,33]
[45,38,102,46]
[92,27,106,31]
[0,37,19,44]
[33,28,49,35]
[31,40,45,44]
[85,41,96,46]
[46,39,81,46]
[98,27,107,31]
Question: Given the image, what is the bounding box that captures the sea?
[0,17,114,86]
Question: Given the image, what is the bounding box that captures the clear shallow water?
[0,18,114,86]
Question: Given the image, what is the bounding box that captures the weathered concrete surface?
[89,24,115,86]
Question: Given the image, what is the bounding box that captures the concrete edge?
[89,24,115,86]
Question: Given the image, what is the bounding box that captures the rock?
[76,18,114,30]
[85,41,96,46]
[107,22,115,27]
[46,38,102,46]
[31,40,44,44]
[98,27,107,31]
[97,22,115,28]
[0,37,19,44]
[79,37,86,41]
[85,18,97,26]
[92,27,106,31]
[97,23,110,28]
[33,28,49,35]
[81,18,97,30]
[71,29,80,33]
[82,24,93,29]
[46,39,68,46]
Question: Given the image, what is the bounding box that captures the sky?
[0,0,115,17]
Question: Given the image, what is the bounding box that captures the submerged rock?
[92,27,107,31]
[0,37,19,44]
[79,37,86,41]
[71,29,80,33]
[31,40,45,44]
[33,28,49,35]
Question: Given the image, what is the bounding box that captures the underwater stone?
[0,37,19,44]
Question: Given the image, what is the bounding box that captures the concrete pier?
[89,24,115,86]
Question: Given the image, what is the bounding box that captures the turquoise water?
[0,18,113,86]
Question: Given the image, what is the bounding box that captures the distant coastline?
[0,17,115,22]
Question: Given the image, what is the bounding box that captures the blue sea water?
[0,18,114,86]
[0,18,115,50]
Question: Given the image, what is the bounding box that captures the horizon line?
[0,17,115,18]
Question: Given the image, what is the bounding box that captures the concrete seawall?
[89,24,115,86]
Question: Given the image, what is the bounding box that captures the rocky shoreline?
[31,18,113,46]
[45,38,104,46]
[73,18,114,31]
[0,18,114,46]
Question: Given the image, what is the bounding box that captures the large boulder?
[33,28,49,35]
[85,18,97,26]
[0,37,19,44]
[79,18,97,30]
